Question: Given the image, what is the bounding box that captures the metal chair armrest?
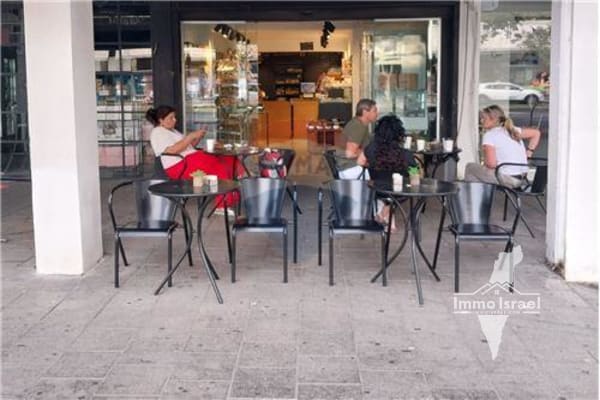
[159,152,187,179]
[494,162,529,182]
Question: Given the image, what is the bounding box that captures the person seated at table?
[147,105,239,207]
[465,104,540,188]
[358,114,417,232]
[337,98,378,179]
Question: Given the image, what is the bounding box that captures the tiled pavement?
[1,172,597,400]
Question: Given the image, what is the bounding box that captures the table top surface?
[149,179,239,198]
[370,178,459,197]
[201,146,261,157]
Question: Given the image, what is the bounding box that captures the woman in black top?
[358,114,416,232]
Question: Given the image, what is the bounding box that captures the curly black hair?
[373,114,405,145]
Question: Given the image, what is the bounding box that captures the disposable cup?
[443,139,454,152]
[204,174,218,188]
[403,136,413,149]
[417,139,426,151]
[205,139,215,152]
[392,173,403,190]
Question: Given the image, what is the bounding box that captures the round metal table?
[371,178,458,305]
[149,179,239,303]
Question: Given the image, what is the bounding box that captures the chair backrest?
[258,148,295,177]
[152,157,169,179]
[323,149,340,179]
[447,181,495,225]
[240,177,286,221]
[328,179,375,221]
[530,163,547,194]
[133,179,177,222]
[279,148,296,171]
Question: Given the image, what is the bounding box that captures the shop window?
[93,1,153,177]
[479,0,551,156]
[1,1,29,178]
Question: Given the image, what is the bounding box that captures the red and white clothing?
[150,126,239,205]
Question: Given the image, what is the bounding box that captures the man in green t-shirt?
[338,98,378,178]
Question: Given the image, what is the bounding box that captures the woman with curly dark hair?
[358,114,417,231]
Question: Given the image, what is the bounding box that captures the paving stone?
[239,341,297,368]
[96,364,172,396]
[298,355,360,383]
[23,378,103,400]
[299,328,356,355]
[170,352,237,381]
[184,328,243,353]
[298,383,363,400]
[429,388,500,400]
[44,351,118,378]
[230,367,295,399]
[71,327,136,352]
[161,379,229,399]
[361,370,430,400]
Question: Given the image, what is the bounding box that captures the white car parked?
[479,82,545,106]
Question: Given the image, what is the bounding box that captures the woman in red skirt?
[147,105,239,208]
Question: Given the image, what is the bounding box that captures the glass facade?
[1,2,29,179]
[479,0,551,157]
[181,22,259,146]
[93,2,153,177]
[362,19,441,140]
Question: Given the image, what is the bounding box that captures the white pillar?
[456,0,481,178]
[547,0,598,282]
[24,0,103,274]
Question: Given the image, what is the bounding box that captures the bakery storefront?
[92,2,459,175]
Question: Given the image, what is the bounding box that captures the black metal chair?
[495,157,547,238]
[231,177,298,283]
[108,178,191,288]
[318,179,387,286]
[258,148,302,215]
[446,181,520,293]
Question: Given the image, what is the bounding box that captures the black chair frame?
[495,157,547,238]
[317,180,386,286]
[444,182,521,293]
[231,177,298,283]
[108,179,193,289]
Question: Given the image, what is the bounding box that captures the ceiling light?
[324,21,336,33]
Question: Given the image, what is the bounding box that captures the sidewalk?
[1,178,597,399]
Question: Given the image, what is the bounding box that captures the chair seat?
[118,220,177,236]
[449,223,511,238]
[234,217,287,232]
[331,219,384,233]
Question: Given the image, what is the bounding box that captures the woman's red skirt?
[165,150,241,207]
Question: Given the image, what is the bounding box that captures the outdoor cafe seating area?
[107,144,541,307]
[1,143,597,399]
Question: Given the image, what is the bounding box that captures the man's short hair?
[355,98,377,117]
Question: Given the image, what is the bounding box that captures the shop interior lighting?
[212,24,250,44]
[320,21,335,48]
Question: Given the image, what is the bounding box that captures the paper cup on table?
[392,173,403,191]
[403,136,412,149]
[443,139,454,152]
[416,139,425,151]
[205,139,215,152]
[204,175,218,189]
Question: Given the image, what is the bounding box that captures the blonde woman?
[465,104,541,188]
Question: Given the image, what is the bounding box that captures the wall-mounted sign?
[300,42,313,51]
